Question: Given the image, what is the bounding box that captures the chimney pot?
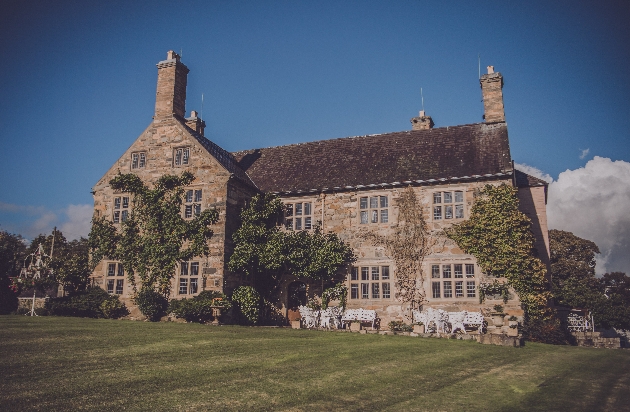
[487,65,494,74]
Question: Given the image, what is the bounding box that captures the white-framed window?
[359,195,388,224]
[174,147,190,166]
[113,196,130,224]
[433,190,464,221]
[106,263,125,295]
[131,152,146,169]
[429,262,476,299]
[184,189,202,218]
[349,265,391,300]
[179,261,199,295]
[285,201,313,230]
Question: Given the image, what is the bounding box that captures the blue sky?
[1,1,629,272]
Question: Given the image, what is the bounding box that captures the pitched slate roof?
[232,122,513,193]
[514,169,549,188]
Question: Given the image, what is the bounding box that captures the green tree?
[599,272,630,330]
[446,184,551,322]
[89,172,219,299]
[228,194,354,300]
[0,230,26,313]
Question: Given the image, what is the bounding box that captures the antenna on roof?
[180,48,183,58]
[201,93,204,120]
[421,87,425,112]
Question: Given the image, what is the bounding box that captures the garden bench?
[341,308,378,329]
[298,306,319,329]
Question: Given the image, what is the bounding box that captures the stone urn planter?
[291,320,301,329]
[413,324,425,334]
[491,313,505,327]
[349,322,362,332]
[210,306,224,326]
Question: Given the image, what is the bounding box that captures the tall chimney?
[410,110,434,130]
[479,66,505,123]
[154,51,189,119]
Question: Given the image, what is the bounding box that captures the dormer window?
[131,152,146,169]
[174,147,190,166]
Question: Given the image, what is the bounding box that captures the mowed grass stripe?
[1,316,629,411]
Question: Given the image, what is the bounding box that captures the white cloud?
[0,202,92,242]
[514,163,554,183]
[547,156,630,275]
[579,148,590,160]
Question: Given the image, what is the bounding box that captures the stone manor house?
[91,51,550,323]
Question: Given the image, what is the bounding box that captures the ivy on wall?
[445,184,551,321]
[89,172,219,297]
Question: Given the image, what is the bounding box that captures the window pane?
[371,267,379,280]
[122,197,129,208]
[186,190,193,203]
[466,264,475,277]
[185,205,192,218]
[455,204,464,219]
[117,263,124,277]
[304,203,311,215]
[194,204,201,216]
[175,149,182,165]
[380,209,388,223]
[180,262,188,276]
[182,148,189,164]
[139,153,146,168]
[433,206,442,220]
[179,278,188,295]
[361,267,369,281]
[467,281,476,298]
[455,191,463,203]
[295,217,302,230]
[121,210,128,222]
[444,192,452,203]
[371,210,378,223]
[433,192,442,204]
[285,204,293,217]
[370,197,378,208]
[191,262,199,276]
[107,279,114,294]
[382,282,390,298]
[442,265,451,278]
[351,267,358,281]
[132,153,138,169]
[380,196,388,208]
[432,282,441,298]
[455,281,464,297]
[190,278,198,294]
[445,205,453,219]
[295,203,303,216]
[194,190,202,202]
[304,217,312,230]
[372,283,380,299]
[454,264,463,278]
[432,265,440,278]
[361,283,369,299]
[443,281,453,298]
[360,197,368,209]
[381,266,390,280]
[116,279,124,295]
[108,263,116,277]
[113,211,120,223]
[360,211,368,224]
[351,284,359,299]
[114,198,121,209]
[285,218,293,230]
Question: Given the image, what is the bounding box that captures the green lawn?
[1,316,629,411]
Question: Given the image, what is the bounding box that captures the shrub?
[195,290,232,309]
[388,320,413,332]
[524,317,575,345]
[100,297,129,319]
[168,298,213,323]
[231,286,260,325]
[46,287,111,318]
[135,288,168,321]
[0,284,19,315]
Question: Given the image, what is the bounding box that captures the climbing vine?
[89,172,219,298]
[361,186,435,309]
[445,184,551,321]
[321,283,348,309]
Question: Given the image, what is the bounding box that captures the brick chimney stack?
[154,51,189,120]
[410,110,434,130]
[186,110,206,136]
[479,66,505,123]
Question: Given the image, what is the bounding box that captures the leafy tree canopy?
[228,193,354,298]
[446,184,551,321]
[89,172,219,297]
